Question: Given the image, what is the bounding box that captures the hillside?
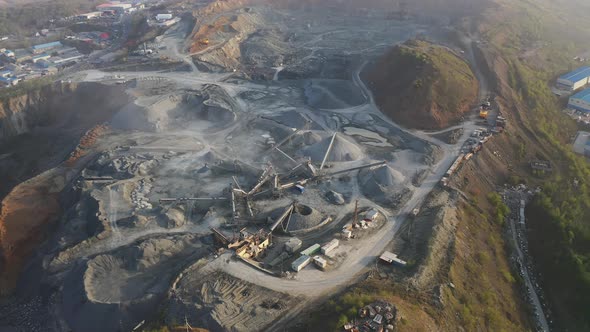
[0,0,106,35]
[363,40,478,130]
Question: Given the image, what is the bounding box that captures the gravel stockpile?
[359,165,411,206]
[303,133,363,162]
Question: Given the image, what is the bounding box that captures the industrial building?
[568,88,590,113]
[156,13,173,21]
[31,41,63,54]
[0,76,19,86]
[557,66,590,91]
[321,239,339,255]
[379,251,407,267]
[284,237,302,253]
[313,256,327,269]
[573,132,590,157]
[32,54,51,63]
[2,49,14,58]
[301,244,320,256]
[78,12,103,20]
[97,3,133,14]
[292,255,311,272]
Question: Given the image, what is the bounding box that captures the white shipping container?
[291,255,311,272]
[321,239,339,255]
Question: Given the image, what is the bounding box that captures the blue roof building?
[557,66,590,91]
[31,41,62,54]
[0,76,19,86]
[568,88,590,113]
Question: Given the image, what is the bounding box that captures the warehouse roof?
[32,41,62,50]
[570,88,590,102]
[559,66,590,83]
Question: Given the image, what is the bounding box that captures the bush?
[487,192,510,226]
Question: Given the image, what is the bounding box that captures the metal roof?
[379,251,397,263]
[570,88,590,103]
[32,41,62,50]
[559,66,590,83]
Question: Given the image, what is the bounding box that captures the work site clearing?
[0,2,507,332]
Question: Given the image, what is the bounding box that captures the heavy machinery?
[479,108,489,119]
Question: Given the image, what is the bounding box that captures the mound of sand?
[303,133,363,162]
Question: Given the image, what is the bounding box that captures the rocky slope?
[0,83,131,294]
[363,39,478,130]
[0,83,131,198]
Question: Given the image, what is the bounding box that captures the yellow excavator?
[479,108,489,119]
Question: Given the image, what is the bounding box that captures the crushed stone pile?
[359,165,410,206]
[269,204,324,232]
[82,235,205,304]
[325,190,346,205]
[303,131,322,145]
[303,133,363,162]
[164,207,185,228]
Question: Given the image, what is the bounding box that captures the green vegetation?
[0,0,105,36]
[487,192,510,226]
[479,1,590,330]
[301,290,375,331]
[0,76,55,99]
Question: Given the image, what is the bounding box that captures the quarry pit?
[0,4,484,331]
